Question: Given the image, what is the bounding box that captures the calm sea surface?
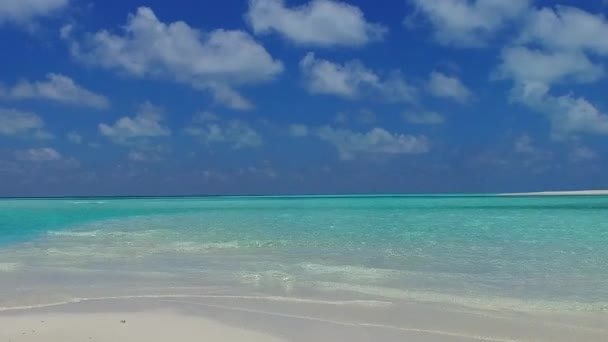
[1,195,607,311]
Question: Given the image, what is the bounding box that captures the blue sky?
[0,0,607,196]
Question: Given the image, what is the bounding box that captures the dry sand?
[0,311,284,342]
[499,190,608,196]
[1,296,607,342]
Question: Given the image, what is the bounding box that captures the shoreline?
[1,296,607,342]
[498,190,608,196]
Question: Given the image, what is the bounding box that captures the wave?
[309,281,608,313]
[0,293,392,313]
[47,230,100,237]
[300,263,399,281]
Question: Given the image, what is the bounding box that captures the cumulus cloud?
[65,7,283,110]
[496,5,608,138]
[427,72,472,103]
[0,0,68,25]
[15,147,62,162]
[496,47,603,87]
[0,73,109,109]
[501,6,608,88]
[518,5,608,55]
[246,0,386,47]
[0,107,52,138]
[402,111,445,125]
[407,0,530,47]
[506,83,608,138]
[548,94,608,137]
[185,114,262,149]
[300,52,416,103]
[317,126,429,160]
[99,102,170,143]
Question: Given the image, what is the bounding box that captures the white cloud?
[246,0,386,47]
[0,107,52,138]
[549,94,608,137]
[511,83,608,138]
[519,5,608,55]
[0,73,109,109]
[66,7,283,110]
[66,131,82,144]
[502,6,608,89]
[496,47,603,87]
[300,52,416,103]
[495,5,608,138]
[288,124,309,137]
[15,147,62,162]
[427,71,472,103]
[407,0,530,47]
[317,126,429,160]
[185,116,262,149]
[99,102,170,143]
[0,0,68,25]
[402,111,445,125]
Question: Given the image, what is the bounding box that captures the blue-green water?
[1,195,607,311]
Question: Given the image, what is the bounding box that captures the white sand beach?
[1,296,607,342]
[499,190,608,196]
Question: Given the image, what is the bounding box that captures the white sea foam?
[239,270,295,292]
[170,241,240,252]
[0,294,392,313]
[300,263,398,281]
[48,230,100,237]
[0,262,21,272]
[310,281,608,313]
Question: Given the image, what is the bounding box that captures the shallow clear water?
[1,195,607,312]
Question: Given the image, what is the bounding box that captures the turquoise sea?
[1,195,607,311]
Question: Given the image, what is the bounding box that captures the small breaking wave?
[300,263,399,281]
[47,230,100,238]
[310,281,608,313]
[0,293,392,313]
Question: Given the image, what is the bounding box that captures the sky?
[0,0,607,196]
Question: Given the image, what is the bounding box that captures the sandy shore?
[0,311,283,342]
[1,296,607,342]
[498,190,608,196]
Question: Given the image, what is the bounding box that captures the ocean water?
[1,195,607,312]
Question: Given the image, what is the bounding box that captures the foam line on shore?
[0,294,392,313]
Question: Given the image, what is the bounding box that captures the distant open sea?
[1,195,607,312]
